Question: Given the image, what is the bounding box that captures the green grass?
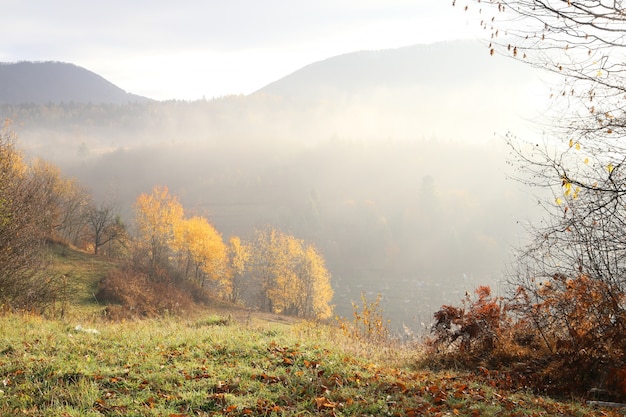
[0,314,617,416]
[0,244,619,416]
[44,242,117,316]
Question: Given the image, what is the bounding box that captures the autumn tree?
[134,185,184,275]
[29,159,127,256]
[454,2,626,264]
[247,227,294,313]
[171,215,227,288]
[29,159,91,247]
[248,227,333,319]
[0,122,55,309]
[225,235,250,304]
[455,0,626,302]
[298,244,334,319]
[86,200,127,256]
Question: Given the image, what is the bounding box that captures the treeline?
[0,122,333,319]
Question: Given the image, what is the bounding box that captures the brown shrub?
[427,279,626,401]
[97,267,195,320]
[337,292,390,344]
[430,286,506,356]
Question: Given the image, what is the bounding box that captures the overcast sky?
[3,1,483,100]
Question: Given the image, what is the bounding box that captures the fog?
[6,42,548,334]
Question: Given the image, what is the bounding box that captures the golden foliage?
[250,227,333,319]
[134,185,184,270]
[172,216,228,285]
[225,235,250,303]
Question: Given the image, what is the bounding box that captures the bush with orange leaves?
[430,286,507,356]
[428,277,626,401]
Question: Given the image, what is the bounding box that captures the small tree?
[247,226,334,319]
[86,200,126,255]
[171,215,228,287]
[226,235,250,304]
[134,185,184,276]
[30,159,91,247]
[299,244,334,320]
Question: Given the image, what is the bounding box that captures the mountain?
[248,39,542,146]
[0,61,152,104]
[253,40,531,100]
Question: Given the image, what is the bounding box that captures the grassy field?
[0,245,621,416]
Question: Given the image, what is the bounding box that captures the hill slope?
[0,61,152,104]
[0,312,611,416]
[253,40,532,100]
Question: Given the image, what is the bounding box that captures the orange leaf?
[315,397,327,409]
[315,397,336,409]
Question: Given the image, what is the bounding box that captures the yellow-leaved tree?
[172,215,227,288]
[249,227,333,319]
[134,185,184,274]
[301,244,334,320]
[266,231,304,316]
[226,235,250,304]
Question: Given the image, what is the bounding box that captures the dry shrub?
[97,266,195,320]
[176,278,211,305]
[427,279,626,401]
[337,293,390,344]
[430,286,505,356]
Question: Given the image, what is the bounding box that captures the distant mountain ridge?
[0,61,152,104]
[253,40,528,99]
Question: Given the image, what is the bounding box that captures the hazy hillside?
[0,61,151,104]
[254,40,532,99]
[250,40,543,146]
[2,41,547,333]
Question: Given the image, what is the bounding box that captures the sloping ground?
[0,314,619,416]
[45,242,118,310]
[1,245,621,415]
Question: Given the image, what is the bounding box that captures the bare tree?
[30,159,91,247]
[86,200,126,255]
[453,1,626,389]
[455,1,626,281]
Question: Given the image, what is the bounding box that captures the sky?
[3,1,484,100]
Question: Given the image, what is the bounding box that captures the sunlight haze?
[1,1,549,334]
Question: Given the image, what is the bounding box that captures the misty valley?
[1,41,543,333]
[7,3,626,412]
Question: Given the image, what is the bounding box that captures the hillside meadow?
[0,245,621,416]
